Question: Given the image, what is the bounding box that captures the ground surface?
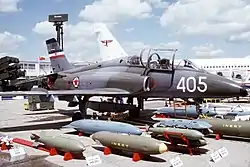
[0,99,249,167]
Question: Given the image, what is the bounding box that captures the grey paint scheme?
[91,131,167,155]
[1,37,248,98]
[44,58,250,97]
[1,56,248,98]
[30,132,85,154]
[155,105,217,118]
[153,119,212,130]
[46,38,72,72]
[62,119,142,135]
[148,127,204,140]
[50,55,72,72]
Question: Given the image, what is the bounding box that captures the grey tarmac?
[0,99,250,167]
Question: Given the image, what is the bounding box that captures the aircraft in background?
[181,58,250,88]
[186,57,250,78]
[0,23,248,121]
[93,24,250,90]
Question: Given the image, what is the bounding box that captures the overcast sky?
[1,0,250,62]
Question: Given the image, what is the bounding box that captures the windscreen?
[176,59,203,70]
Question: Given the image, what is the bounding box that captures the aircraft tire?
[72,112,83,122]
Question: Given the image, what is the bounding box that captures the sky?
[1,0,250,62]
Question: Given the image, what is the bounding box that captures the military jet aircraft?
[0,23,248,120]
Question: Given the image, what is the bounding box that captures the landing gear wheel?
[72,112,83,122]
[129,108,140,118]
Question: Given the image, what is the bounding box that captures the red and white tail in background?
[93,23,128,61]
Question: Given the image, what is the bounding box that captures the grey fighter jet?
[0,24,248,120]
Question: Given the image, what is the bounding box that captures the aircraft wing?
[0,88,130,96]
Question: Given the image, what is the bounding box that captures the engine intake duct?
[108,73,154,93]
[48,77,71,90]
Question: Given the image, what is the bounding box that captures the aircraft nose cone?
[158,143,168,153]
[208,74,249,97]
[240,88,248,97]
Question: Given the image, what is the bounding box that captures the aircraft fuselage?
[52,62,247,98]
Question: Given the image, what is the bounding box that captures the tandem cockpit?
[126,48,203,72]
[127,48,177,71]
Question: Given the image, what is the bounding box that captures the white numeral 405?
[177,76,207,93]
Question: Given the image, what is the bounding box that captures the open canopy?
[126,48,178,71]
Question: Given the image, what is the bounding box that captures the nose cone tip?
[158,143,168,153]
[90,134,94,140]
[80,144,86,151]
[240,88,248,97]
[136,129,143,135]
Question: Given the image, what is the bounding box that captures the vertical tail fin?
[93,23,128,61]
[45,38,72,72]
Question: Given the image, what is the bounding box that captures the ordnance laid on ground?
[90,131,168,162]
[62,119,142,135]
[147,126,207,155]
[152,118,213,135]
[200,117,250,139]
[30,131,85,161]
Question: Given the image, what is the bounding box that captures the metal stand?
[164,131,195,156]
[54,22,64,50]
[48,14,68,50]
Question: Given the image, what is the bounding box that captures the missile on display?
[148,127,207,148]
[200,118,250,138]
[62,119,142,135]
[90,131,168,161]
[152,105,217,119]
[153,119,213,135]
[30,131,86,154]
[148,127,205,141]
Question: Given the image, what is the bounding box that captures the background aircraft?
[0,24,248,120]
[94,23,250,88]
[181,57,250,87]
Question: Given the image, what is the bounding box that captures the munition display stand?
[163,131,198,156]
[27,96,54,111]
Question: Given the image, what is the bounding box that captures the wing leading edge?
[0,88,130,96]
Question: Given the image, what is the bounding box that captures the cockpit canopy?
[125,48,204,72]
[127,55,141,65]
[176,59,203,71]
[126,48,177,70]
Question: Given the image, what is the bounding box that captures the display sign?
[210,151,222,163]
[9,147,26,162]
[218,147,229,158]
[169,156,183,167]
[86,155,102,166]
